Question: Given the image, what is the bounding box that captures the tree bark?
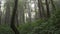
[0,10,1,24]
[10,0,20,34]
[45,0,50,18]
[5,0,11,25]
[38,0,43,18]
[14,11,19,27]
[50,0,56,10]
[27,0,31,23]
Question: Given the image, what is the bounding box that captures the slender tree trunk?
[19,9,25,24]
[0,9,1,24]
[38,0,43,18]
[34,0,39,20]
[27,0,31,23]
[18,1,25,24]
[14,11,19,27]
[40,0,45,19]
[5,0,11,25]
[45,0,50,18]
[50,0,56,10]
[10,0,20,34]
[18,6,25,24]
[0,1,2,24]
[27,7,31,23]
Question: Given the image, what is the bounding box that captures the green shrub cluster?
[0,10,60,34]
[0,25,14,34]
[18,10,60,34]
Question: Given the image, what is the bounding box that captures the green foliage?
[18,10,60,34]
[0,25,14,34]
[0,10,60,34]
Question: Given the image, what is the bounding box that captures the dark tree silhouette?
[10,0,20,34]
[5,0,10,25]
[38,0,43,18]
[50,0,56,10]
[0,1,2,24]
[45,0,50,18]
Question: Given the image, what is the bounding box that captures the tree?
[0,0,2,24]
[27,0,31,23]
[45,0,50,18]
[39,0,45,19]
[50,0,56,11]
[17,0,25,24]
[34,0,38,20]
[14,11,19,27]
[5,0,11,25]
[10,0,20,34]
[38,0,43,18]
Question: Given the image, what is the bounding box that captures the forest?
[0,0,60,34]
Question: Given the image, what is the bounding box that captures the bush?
[0,25,14,34]
[0,10,60,34]
[18,10,60,34]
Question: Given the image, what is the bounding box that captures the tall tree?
[0,0,2,24]
[40,0,45,19]
[28,0,31,23]
[5,0,11,25]
[45,0,50,18]
[25,0,31,23]
[18,0,25,24]
[10,0,20,34]
[14,11,19,27]
[50,0,56,11]
[38,0,42,18]
[34,0,37,19]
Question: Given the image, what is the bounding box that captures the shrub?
[0,10,60,34]
[18,10,60,34]
[0,25,14,34]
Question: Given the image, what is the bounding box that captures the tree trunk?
[50,0,56,11]
[26,0,31,23]
[38,0,43,18]
[10,0,20,34]
[5,0,11,25]
[45,0,50,18]
[34,0,39,20]
[0,1,2,24]
[40,0,45,19]
[14,11,19,27]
